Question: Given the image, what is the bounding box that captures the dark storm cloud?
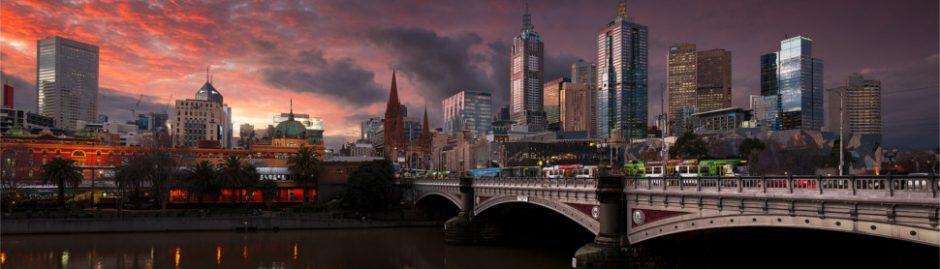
[260,49,386,106]
[97,88,168,123]
[367,27,494,105]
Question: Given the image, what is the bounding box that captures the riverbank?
[1,214,443,235]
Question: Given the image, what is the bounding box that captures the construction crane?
[130,94,143,120]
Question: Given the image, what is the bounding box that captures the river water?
[2,227,937,268]
[0,228,572,269]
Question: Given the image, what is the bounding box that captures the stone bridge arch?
[415,191,463,211]
[474,195,600,234]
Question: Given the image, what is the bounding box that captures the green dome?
[3,125,30,137]
[274,117,307,139]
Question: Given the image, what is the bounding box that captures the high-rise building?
[36,36,99,130]
[96,114,108,124]
[510,3,546,132]
[443,90,493,135]
[666,44,732,136]
[696,48,732,112]
[596,0,648,140]
[560,82,592,134]
[171,79,228,148]
[571,60,597,137]
[827,73,882,137]
[1,78,13,109]
[666,43,697,136]
[360,117,383,144]
[760,36,824,130]
[497,105,511,121]
[543,78,568,130]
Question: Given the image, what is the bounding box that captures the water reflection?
[1,228,570,269]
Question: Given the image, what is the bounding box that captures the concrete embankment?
[1,216,442,235]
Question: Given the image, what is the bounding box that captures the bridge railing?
[630,175,939,200]
[412,177,597,190]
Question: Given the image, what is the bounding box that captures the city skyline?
[1,0,937,149]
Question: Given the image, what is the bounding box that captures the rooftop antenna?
[206,66,209,82]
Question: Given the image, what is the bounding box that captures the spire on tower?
[617,0,627,19]
[522,0,533,31]
[289,97,294,120]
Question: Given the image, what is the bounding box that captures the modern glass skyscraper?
[543,77,569,130]
[666,43,697,136]
[36,36,99,130]
[510,2,546,132]
[596,0,648,140]
[442,90,493,135]
[761,36,824,130]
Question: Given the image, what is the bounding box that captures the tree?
[825,138,854,174]
[343,160,395,212]
[669,132,709,160]
[42,157,84,206]
[287,146,321,205]
[739,138,766,175]
[260,180,278,210]
[181,160,221,206]
[241,163,260,206]
[114,149,177,210]
[219,155,246,203]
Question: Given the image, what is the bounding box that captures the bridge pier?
[573,175,629,268]
[444,176,476,244]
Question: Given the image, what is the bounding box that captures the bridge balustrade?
[625,175,938,201]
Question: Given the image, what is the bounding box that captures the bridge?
[411,174,940,268]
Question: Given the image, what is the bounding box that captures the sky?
[1,0,937,150]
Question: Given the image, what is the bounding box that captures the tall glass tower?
[760,36,824,130]
[36,36,99,130]
[510,2,546,132]
[596,0,648,140]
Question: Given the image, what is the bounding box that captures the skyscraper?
[571,60,597,137]
[760,36,824,130]
[510,2,546,132]
[360,117,383,144]
[827,73,882,137]
[442,90,493,135]
[543,77,568,130]
[36,36,99,130]
[666,43,697,136]
[560,82,592,134]
[696,48,732,112]
[596,0,648,140]
[666,44,732,135]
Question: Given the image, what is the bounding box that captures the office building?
[596,0,648,140]
[171,79,229,148]
[443,90,493,135]
[571,60,597,137]
[543,78,568,130]
[510,3,546,132]
[666,43,732,136]
[36,36,99,130]
[759,36,824,130]
[560,82,592,133]
[360,117,383,145]
[827,73,882,137]
[691,107,752,132]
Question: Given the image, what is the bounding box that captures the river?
[2,227,936,268]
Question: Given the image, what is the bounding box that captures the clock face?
[591,206,600,219]
[633,210,645,225]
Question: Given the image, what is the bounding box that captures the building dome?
[3,125,31,137]
[274,116,307,139]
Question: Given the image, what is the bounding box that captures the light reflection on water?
[1,228,571,269]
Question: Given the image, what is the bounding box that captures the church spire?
[386,69,401,116]
[421,105,430,139]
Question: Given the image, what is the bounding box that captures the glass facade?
[760,36,823,131]
[509,6,546,132]
[36,37,99,130]
[596,12,648,140]
[666,43,697,136]
[442,91,493,135]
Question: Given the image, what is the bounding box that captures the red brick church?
[381,71,432,170]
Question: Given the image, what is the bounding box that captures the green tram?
[624,159,749,177]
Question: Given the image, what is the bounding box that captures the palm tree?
[260,180,278,210]
[183,161,221,206]
[287,146,321,205]
[42,157,83,206]
[241,163,260,206]
[219,155,245,203]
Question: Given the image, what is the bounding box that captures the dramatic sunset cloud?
[1,0,937,149]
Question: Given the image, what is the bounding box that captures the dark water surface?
[0,228,572,269]
[2,227,937,268]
